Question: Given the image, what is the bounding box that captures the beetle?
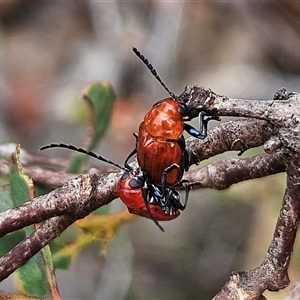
[40,143,188,231]
[117,171,185,222]
[131,47,219,191]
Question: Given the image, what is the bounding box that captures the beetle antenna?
[40,143,128,171]
[132,47,176,100]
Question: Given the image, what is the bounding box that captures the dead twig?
[1,87,300,299]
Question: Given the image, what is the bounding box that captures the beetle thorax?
[144,99,184,139]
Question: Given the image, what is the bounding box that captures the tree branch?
[186,118,277,160]
[0,170,121,280]
[0,214,75,281]
[183,152,285,190]
[213,151,300,299]
[187,86,300,126]
[1,87,300,299]
[0,171,120,237]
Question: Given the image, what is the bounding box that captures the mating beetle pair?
[41,47,219,230]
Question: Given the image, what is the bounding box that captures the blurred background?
[0,1,300,299]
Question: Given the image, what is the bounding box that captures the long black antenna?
[40,143,127,171]
[132,47,176,100]
[40,143,165,232]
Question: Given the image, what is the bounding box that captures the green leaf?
[67,82,115,173]
[49,226,79,270]
[84,82,116,150]
[51,244,74,270]
[0,184,26,257]
[16,254,48,297]
[0,188,14,212]
[0,231,26,257]
[92,205,110,215]
[8,144,49,298]
[9,144,34,207]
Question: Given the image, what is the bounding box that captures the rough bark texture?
[1,87,300,298]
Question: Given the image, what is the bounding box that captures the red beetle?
[131,48,219,190]
[40,143,186,231]
[116,170,186,231]
[136,120,186,187]
[116,171,183,220]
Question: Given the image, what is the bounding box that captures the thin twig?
[213,151,300,299]
[1,87,300,299]
[183,152,286,190]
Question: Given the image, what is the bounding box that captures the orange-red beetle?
[40,143,186,231]
[132,47,219,190]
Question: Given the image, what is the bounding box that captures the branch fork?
[1,87,300,299]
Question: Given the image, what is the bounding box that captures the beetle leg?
[182,184,190,209]
[184,110,220,139]
[161,163,180,196]
[123,148,136,170]
[198,110,221,137]
[173,181,202,210]
[181,181,202,209]
[184,122,207,139]
[144,187,165,232]
[186,110,215,139]
[166,188,185,211]
[133,132,138,144]
[183,149,199,171]
[123,132,140,169]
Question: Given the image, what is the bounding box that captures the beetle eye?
[178,105,187,116]
[128,178,144,189]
